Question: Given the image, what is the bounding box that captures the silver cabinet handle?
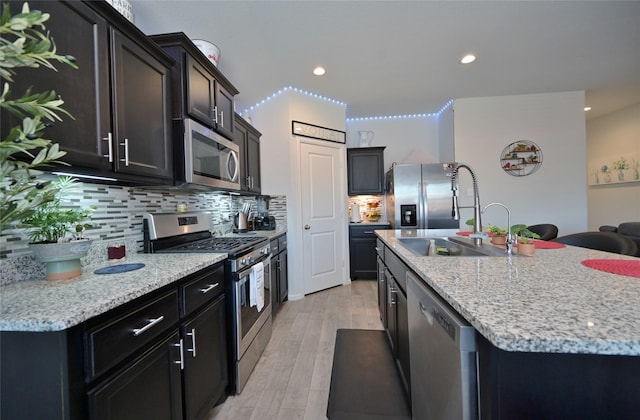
[304,225,311,230]
[173,338,184,370]
[132,316,164,336]
[187,328,197,357]
[213,105,219,123]
[120,138,129,166]
[199,283,219,294]
[102,132,113,162]
[220,110,224,128]
[363,231,374,234]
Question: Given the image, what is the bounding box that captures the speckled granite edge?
[375,229,640,356]
[0,252,226,332]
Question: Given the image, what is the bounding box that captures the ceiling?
[130,1,640,120]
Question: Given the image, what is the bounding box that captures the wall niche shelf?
[500,140,543,176]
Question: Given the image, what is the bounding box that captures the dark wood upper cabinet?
[347,147,386,195]
[0,1,174,185]
[234,114,262,194]
[150,32,239,141]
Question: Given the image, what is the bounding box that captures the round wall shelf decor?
[500,140,543,176]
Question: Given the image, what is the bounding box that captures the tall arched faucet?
[482,202,514,254]
[451,163,483,245]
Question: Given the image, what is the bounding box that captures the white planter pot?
[29,240,93,280]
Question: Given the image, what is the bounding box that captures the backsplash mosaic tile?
[0,178,287,284]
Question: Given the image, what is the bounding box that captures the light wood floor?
[208,280,383,420]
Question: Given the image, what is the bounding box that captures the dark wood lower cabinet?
[0,264,228,420]
[182,295,228,420]
[88,332,183,420]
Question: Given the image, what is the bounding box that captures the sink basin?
[397,237,510,257]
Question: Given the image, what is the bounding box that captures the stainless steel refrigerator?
[385,163,460,230]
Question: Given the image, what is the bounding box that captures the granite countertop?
[0,253,226,332]
[0,230,287,333]
[375,229,640,356]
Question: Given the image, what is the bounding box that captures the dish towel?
[249,261,265,311]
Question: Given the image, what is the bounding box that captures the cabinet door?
[182,295,228,420]
[278,249,288,302]
[396,283,411,395]
[0,1,111,171]
[186,55,216,126]
[88,332,183,420]
[377,256,387,327]
[246,129,261,193]
[270,252,280,315]
[215,83,235,139]
[111,28,173,180]
[349,236,378,279]
[347,147,385,195]
[385,269,397,355]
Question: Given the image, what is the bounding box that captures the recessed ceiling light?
[584,106,592,111]
[313,66,326,76]
[460,54,476,64]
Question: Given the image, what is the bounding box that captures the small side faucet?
[451,163,484,245]
[482,202,514,254]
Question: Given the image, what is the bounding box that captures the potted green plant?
[510,224,540,255]
[1,2,77,231]
[21,176,95,280]
[486,224,508,245]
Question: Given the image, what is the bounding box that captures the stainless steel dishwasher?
[407,271,479,420]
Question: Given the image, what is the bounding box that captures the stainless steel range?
[143,212,272,394]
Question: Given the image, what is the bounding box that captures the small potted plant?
[21,176,95,280]
[510,224,540,256]
[486,225,508,245]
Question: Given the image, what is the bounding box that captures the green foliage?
[20,176,94,243]
[510,224,541,244]
[0,2,78,231]
[486,224,507,235]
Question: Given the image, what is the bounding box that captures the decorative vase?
[358,131,374,147]
[618,171,625,181]
[490,235,507,246]
[518,241,536,256]
[29,239,93,281]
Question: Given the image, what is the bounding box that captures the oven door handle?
[236,256,270,279]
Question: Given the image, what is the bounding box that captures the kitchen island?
[376,229,640,418]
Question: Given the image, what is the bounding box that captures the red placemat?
[534,240,566,249]
[581,259,640,278]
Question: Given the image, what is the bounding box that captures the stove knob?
[241,258,247,266]
[248,256,254,264]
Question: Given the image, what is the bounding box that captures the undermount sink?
[397,237,511,257]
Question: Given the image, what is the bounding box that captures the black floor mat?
[327,329,411,420]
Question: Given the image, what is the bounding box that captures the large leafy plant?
[0,2,77,231]
[20,176,94,243]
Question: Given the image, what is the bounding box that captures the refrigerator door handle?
[420,181,428,229]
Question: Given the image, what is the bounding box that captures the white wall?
[346,117,441,169]
[453,92,588,236]
[586,103,640,230]
[251,91,347,300]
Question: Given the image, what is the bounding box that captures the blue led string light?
[242,87,453,121]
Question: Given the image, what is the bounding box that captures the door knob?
[304,225,311,230]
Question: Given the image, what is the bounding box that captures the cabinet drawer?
[180,264,225,317]
[350,225,379,239]
[386,249,407,293]
[86,290,179,381]
[278,235,287,250]
[376,239,385,259]
[270,238,279,254]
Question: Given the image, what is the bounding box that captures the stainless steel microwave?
[174,118,240,190]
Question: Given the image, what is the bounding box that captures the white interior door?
[300,141,345,294]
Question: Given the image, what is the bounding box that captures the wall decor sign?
[499,140,543,176]
[291,120,346,144]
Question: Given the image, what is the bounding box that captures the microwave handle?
[227,150,239,182]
